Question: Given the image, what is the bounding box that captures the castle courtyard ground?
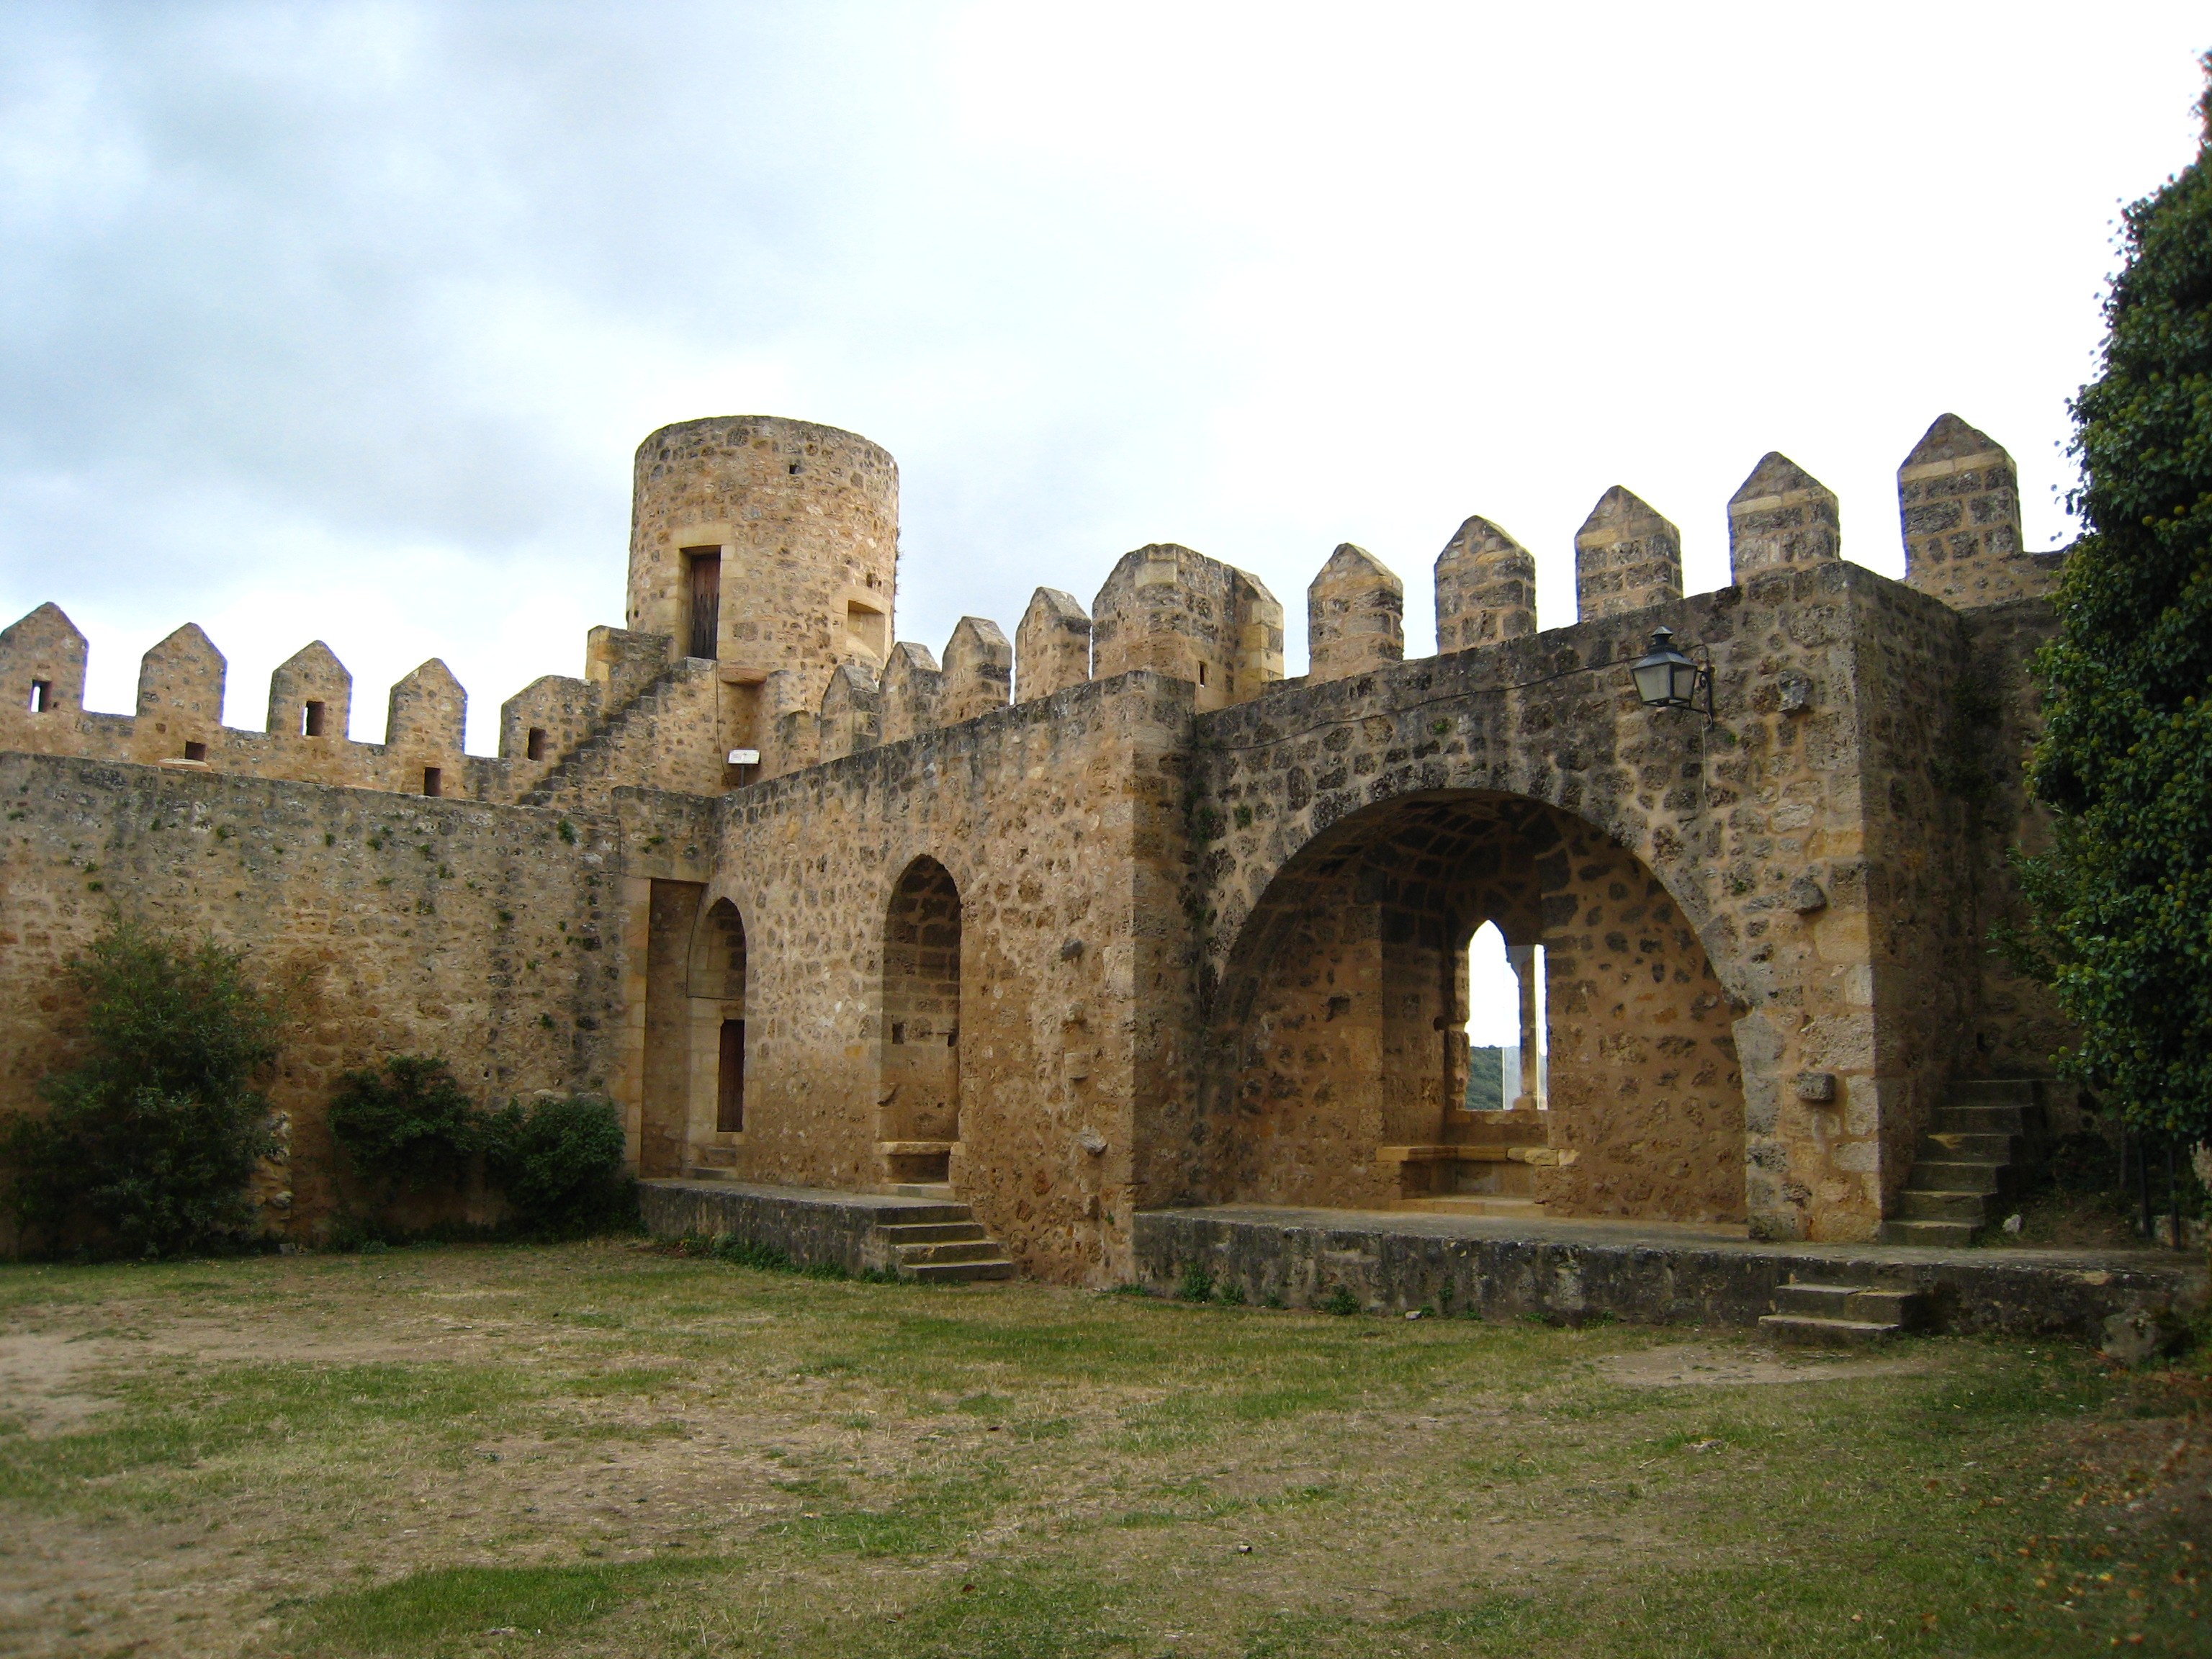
[1,1244,2206,1658]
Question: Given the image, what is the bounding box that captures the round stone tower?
[626,415,899,691]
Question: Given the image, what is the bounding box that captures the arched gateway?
[1202,790,1744,1223]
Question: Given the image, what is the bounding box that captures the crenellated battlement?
[0,410,2068,809]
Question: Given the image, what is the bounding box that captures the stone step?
[875,1202,975,1227]
[903,1256,1016,1284]
[1895,1188,1989,1222]
[680,1165,733,1182]
[1948,1077,2041,1105]
[885,1182,958,1200]
[1931,1104,2031,1136]
[1757,1313,1906,1348]
[1880,1217,1977,1247]
[876,1221,989,1246]
[1923,1131,2018,1161]
[1773,1282,1922,1326]
[1904,1159,2002,1195]
[895,1239,1006,1266]
[1397,1196,1548,1218]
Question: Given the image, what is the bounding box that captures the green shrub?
[1321,1285,1362,1317]
[484,1095,635,1237]
[1176,1261,1215,1303]
[327,1056,480,1200]
[1,920,281,1258]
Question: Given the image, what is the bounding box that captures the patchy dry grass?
[0,1241,2206,1658]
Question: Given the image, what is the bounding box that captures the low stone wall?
[639,1177,936,1274]
[1134,1207,2206,1342]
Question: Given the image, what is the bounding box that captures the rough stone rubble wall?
[1182,558,1959,1243]
[639,672,1194,1285]
[0,753,625,1246]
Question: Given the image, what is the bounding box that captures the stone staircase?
[519,657,715,807]
[1880,1078,2049,1247]
[873,1201,1016,1284]
[1758,1277,1926,1346]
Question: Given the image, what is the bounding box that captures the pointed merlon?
[1434,516,1537,654]
[1727,453,1840,583]
[1015,588,1092,704]
[136,623,227,725]
[387,658,467,754]
[0,602,88,715]
[1573,488,1682,622]
[940,617,1012,725]
[1306,544,1404,684]
[819,661,883,760]
[267,640,353,739]
[1897,414,2033,608]
[881,641,944,744]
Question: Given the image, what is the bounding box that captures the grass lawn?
[0,1240,2206,1658]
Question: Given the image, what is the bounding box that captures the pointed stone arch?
[878,854,963,1184]
[1203,789,1744,1226]
[688,896,749,1136]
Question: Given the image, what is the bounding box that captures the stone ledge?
[1134,1205,2207,1341]
[640,1178,974,1275]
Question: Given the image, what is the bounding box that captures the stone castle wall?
[0,753,625,1249]
[0,407,2083,1270]
[632,671,1193,1284]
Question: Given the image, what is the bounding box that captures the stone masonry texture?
[0,411,2081,1282]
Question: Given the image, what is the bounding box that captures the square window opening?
[526,726,547,762]
[422,766,442,797]
[183,740,207,762]
[301,700,325,737]
[28,680,51,714]
[845,601,886,657]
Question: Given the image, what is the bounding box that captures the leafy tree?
[1,920,281,1257]
[326,1055,482,1202]
[2020,58,2212,1146]
[482,1094,635,1238]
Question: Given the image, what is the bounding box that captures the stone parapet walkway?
[1134,1203,2208,1343]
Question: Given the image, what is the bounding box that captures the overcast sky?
[1,3,2206,747]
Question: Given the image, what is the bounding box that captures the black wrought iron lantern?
[1630,627,1712,721]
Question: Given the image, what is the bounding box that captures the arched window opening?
[1461,922,1545,1112]
[879,855,961,1187]
[689,899,747,1136]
